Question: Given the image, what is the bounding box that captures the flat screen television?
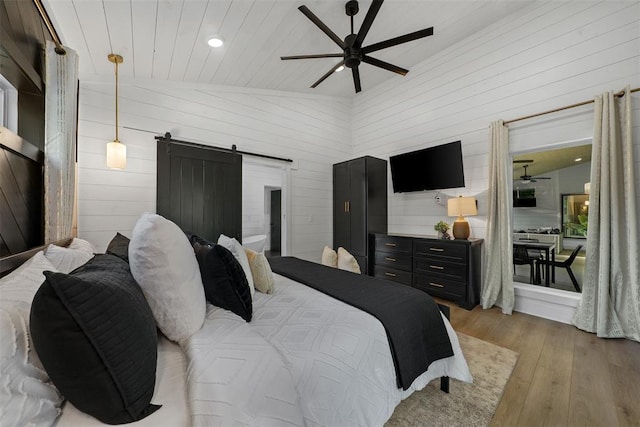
[389,141,465,193]
[513,188,536,207]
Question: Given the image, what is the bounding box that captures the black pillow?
[30,254,160,424]
[106,232,130,263]
[193,242,252,322]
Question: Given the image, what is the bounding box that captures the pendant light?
[106,53,126,169]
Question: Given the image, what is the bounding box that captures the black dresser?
[373,233,483,310]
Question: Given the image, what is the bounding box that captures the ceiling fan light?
[520,179,531,184]
[335,65,345,72]
[207,36,224,48]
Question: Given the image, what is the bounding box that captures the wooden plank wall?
[351,1,640,240]
[75,1,639,260]
[76,83,352,260]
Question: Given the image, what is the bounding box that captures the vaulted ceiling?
[42,0,533,97]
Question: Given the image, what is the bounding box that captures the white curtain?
[44,41,79,242]
[573,87,640,342]
[481,120,514,314]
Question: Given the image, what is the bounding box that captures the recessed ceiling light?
[207,36,224,48]
[335,65,345,72]
[575,157,582,162]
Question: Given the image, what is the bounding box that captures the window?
[0,73,18,133]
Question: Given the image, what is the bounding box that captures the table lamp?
[447,196,478,240]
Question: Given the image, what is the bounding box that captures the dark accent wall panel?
[0,145,43,257]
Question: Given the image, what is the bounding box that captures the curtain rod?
[33,0,66,55]
[155,132,293,163]
[505,86,640,125]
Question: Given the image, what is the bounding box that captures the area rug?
[386,333,519,427]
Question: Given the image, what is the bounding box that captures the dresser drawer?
[413,274,466,299]
[414,240,467,262]
[374,266,412,286]
[413,258,467,282]
[375,251,412,271]
[375,235,412,254]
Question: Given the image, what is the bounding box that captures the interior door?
[270,189,281,252]
[348,158,367,257]
[157,140,242,241]
[333,162,350,250]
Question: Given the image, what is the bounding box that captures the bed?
[0,237,472,426]
[2,249,470,426]
[1,136,472,426]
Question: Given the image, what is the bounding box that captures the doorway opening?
[265,187,282,257]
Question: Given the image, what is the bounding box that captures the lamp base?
[452,218,470,240]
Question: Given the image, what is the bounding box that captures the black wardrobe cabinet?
[333,156,388,274]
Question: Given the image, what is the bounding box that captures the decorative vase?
[438,231,450,240]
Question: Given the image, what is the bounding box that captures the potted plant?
[434,220,450,240]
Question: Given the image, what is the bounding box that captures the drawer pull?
[385,243,397,247]
[429,247,444,252]
[429,265,444,270]
[385,257,397,262]
[429,282,444,288]
[385,272,397,277]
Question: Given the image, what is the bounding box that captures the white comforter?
[183,273,472,427]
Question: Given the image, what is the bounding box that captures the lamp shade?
[447,196,478,217]
[107,141,126,169]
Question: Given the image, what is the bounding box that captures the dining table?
[513,240,556,286]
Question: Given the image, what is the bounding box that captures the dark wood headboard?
[0,126,45,275]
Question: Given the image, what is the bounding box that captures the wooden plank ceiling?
[41,0,532,97]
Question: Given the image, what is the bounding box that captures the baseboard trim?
[513,282,581,324]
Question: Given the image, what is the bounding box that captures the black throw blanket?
[269,256,454,390]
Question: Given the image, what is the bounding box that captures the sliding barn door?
[157,140,242,242]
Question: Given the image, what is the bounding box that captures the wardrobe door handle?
[346,201,350,212]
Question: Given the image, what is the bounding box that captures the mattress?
[55,273,470,426]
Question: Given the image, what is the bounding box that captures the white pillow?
[0,251,59,303]
[129,213,206,343]
[321,246,338,268]
[218,234,255,295]
[337,247,361,274]
[44,238,94,274]
[0,252,63,426]
[0,301,63,426]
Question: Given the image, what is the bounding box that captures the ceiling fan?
[280,0,434,93]
[516,164,551,184]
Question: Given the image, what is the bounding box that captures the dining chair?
[513,245,537,284]
[518,238,545,281]
[537,245,583,292]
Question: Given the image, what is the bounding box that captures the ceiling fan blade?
[352,66,362,93]
[310,60,345,88]
[533,177,552,179]
[298,5,345,49]
[281,53,343,60]
[354,0,384,47]
[362,55,408,76]
[362,27,434,54]
[513,159,534,163]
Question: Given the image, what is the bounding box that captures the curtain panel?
[573,87,640,342]
[481,120,514,314]
[44,41,79,242]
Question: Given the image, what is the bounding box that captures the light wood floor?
[437,299,640,426]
